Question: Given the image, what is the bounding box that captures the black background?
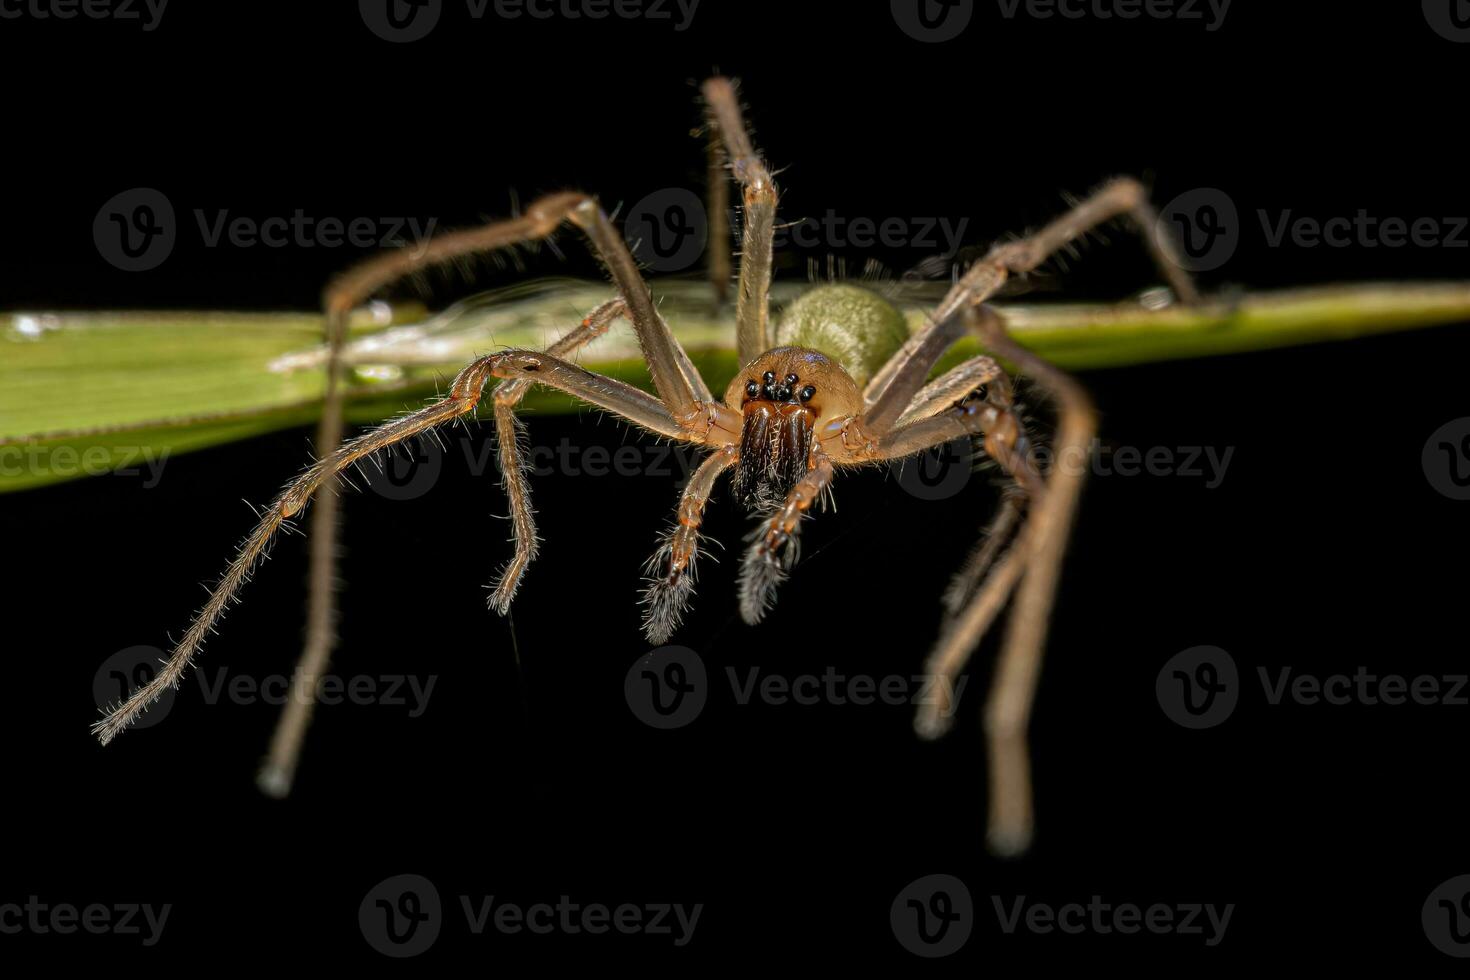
[3,0,1468,968]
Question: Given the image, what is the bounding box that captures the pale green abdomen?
[774,284,909,388]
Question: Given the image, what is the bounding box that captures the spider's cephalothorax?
[726,350,845,510]
[724,285,905,510]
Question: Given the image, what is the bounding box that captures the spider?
[92,77,1199,855]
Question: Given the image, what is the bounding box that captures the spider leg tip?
[986,824,1034,859]
[913,710,954,742]
[256,765,294,800]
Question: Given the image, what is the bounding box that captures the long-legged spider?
[93,77,1198,855]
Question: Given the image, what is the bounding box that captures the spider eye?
[799,385,816,402]
[784,373,799,386]
[762,371,775,384]
[745,381,759,398]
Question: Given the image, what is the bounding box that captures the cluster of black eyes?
[746,371,817,404]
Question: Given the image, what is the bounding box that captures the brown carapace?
[726,347,860,509]
[93,76,1200,856]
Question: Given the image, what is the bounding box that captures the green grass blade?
[4,279,1467,493]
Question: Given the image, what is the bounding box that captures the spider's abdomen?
[774,284,909,389]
